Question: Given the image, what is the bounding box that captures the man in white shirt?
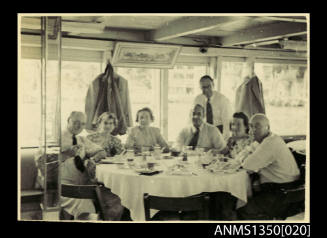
[194,75,232,141]
[174,104,228,154]
[60,111,107,220]
[237,113,300,220]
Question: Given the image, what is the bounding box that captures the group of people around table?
[60,75,301,221]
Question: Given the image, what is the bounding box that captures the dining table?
[96,154,252,221]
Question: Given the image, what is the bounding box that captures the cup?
[153,146,161,160]
[147,162,155,170]
[127,158,135,169]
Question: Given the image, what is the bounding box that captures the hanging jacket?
[85,64,133,134]
[235,75,265,119]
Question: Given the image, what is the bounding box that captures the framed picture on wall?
[112,42,182,68]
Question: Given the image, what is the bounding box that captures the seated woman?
[125,107,170,153]
[227,112,253,158]
[86,112,128,221]
[87,112,123,157]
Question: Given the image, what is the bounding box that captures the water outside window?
[220,61,308,136]
[20,59,41,147]
[20,60,101,147]
[167,65,207,142]
[116,67,161,129]
[255,63,308,135]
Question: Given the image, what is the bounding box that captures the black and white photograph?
[18,13,309,224]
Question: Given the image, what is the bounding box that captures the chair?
[20,148,43,220]
[143,193,210,221]
[270,148,306,220]
[60,184,106,220]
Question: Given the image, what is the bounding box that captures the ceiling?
[20,14,308,52]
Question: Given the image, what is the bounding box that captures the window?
[220,61,245,112]
[255,63,308,135]
[167,65,207,142]
[19,59,102,147]
[220,60,308,135]
[116,68,161,128]
[20,59,41,147]
[61,61,101,129]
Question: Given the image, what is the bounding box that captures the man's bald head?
[67,111,86,135]
[249,113,270,143]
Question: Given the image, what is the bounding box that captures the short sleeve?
[125,127,136,148]
[154,127,169,148]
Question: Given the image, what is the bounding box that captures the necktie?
[188,127,200,150]
[206,98,213,125]
[72,134,85,173]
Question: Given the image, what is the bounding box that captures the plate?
[134,168,155,173]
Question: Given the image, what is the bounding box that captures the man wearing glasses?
[194,75,232,141]
[237,113,300,220]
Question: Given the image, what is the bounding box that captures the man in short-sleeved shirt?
[237,113,300,220]
[174,104,228,154]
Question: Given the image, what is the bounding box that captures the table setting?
[95,148,252,221]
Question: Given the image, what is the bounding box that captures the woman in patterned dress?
[86,112,127,220]
[87,112,123,157]
[227,112,253,158]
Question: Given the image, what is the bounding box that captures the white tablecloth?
[96,158,252,221]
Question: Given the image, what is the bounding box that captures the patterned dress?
[86,132,125,220]
[87,132,123,157]
[227,135,253,159]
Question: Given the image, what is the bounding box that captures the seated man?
[172,104,232,220]
[60,111,107,220]
[237,113,300,220]
[173,104,228,154]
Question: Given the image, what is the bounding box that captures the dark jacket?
[235,75,265,119]
[85,64,133,134]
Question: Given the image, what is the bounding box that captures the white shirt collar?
[191,122,204,133]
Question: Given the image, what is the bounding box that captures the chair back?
[269,148,306,219]
[61,184,106,220]
[143,193,210,221]
[290,148,306,185]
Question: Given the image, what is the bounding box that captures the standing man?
[194,75,233,141]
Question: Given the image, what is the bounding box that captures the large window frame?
[20,34,308,147]
[217,56,308,137]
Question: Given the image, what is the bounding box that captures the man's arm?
[211,126,228,154]
[172,128,187,152]
[242,139,275,172]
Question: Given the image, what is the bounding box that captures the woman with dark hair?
[125,107,170,153]
[87,112,123,157]
[227,112,253,158]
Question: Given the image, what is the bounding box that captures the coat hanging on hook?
[85,62,133,135]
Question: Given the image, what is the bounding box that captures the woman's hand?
[92,150,106,163]
[62,145,81,157]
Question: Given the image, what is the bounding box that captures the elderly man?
[174,104,228,154]
[193,75,232,141]
[237,113,300,220]
[60,111,107,220]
